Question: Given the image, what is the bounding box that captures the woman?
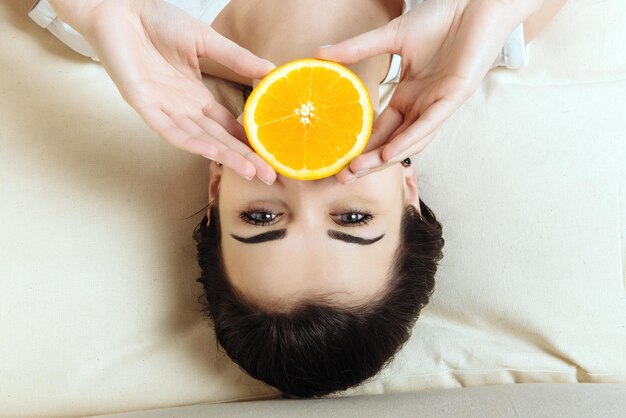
[31,0,562,398]
[190,0,444,398]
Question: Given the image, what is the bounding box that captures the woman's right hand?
[49,0,277,184]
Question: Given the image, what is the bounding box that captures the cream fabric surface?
[1,1,625,417]
[95,384,626,418]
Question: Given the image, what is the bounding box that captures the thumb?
[315,19,400,64]
[196,25,275,80]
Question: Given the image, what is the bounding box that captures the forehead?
[217,162,405,205]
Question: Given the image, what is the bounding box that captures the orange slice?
[243,58,373,180]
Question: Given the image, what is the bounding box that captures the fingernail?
[388,156,403,164]
[319,45,332,49]
[343,176,357,184]
[262,59,275,68]
[352,169,367,177]
[256,173,274,186]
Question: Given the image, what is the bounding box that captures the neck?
[204,0,404,108]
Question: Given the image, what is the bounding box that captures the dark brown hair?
[194,200,443,398]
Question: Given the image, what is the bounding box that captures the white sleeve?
[28,0,99,60]
[28,0,222,62]
[493,23,528,69]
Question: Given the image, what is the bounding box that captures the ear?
[207,162,223,220]
[402,164,421,215]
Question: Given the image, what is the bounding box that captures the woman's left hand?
[316,0,545,183]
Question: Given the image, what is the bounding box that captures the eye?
[332,210,373,226]
[239,209,280,226]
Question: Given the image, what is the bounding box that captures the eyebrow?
[327,230,385,245]
[230,229,384,245]
[230,229,286,244]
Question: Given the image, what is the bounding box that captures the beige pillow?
[0,0,624,417]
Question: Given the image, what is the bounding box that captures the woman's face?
[208,163,420,310]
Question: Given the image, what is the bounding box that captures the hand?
[317,0,543,183]
[51,0,277,184]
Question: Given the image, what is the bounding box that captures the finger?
[218,146,275,185]
[349,148,387,176]
[382,95,461,162]
[336,166,358,184]
[336,158,396,183]
[199,99,247,142]
[170,114,257,176]
[350,131,438,180]
[190,114,276,184]
[336,157,393,183]
[355,161,398,178]
[336,163,388,184]
[159,112,258,180]
[392,130,439,159]
[196,25,275,80]
[245,151,277,185]
[315,19,400,64]
[344,107,403,176]
[363,106,404,153]
[141,107,220,157]
[221,142,276,185]
[197,138,259,180]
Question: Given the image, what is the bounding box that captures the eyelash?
[335,208,373,226]
[238,208,373,226]
[239,208,278,226]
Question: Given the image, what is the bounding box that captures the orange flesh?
[253,67,364,170]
